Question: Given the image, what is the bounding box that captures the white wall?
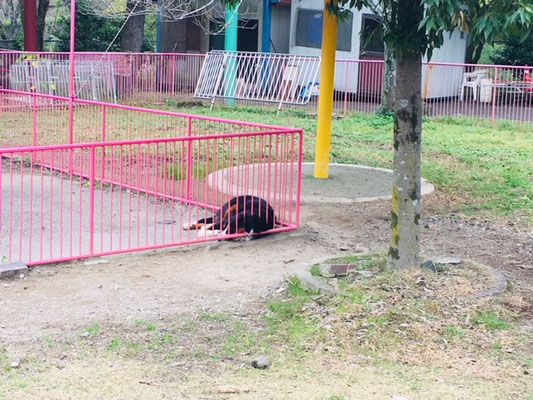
[289,0,371,92]
[422,29,467,98]
[271,5,291,53]
[289,0,365,60]
[286,1,468,97]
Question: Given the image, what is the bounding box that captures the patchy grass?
[474,311,512,331]
[85,323,100,337]
[2,262,531,399]
[310,264,321,276]
[154,103,533,225]
[3,103,530,224]
[325,253,387,270]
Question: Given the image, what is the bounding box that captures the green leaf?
[418,15,430,30]
[519,29,530,43]
[427,17,436,32]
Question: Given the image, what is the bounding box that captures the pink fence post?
[295,130,303,226]
[186,116,192,201]
[491,66,498,125]
[101,104,106,181]
[32,94,37,146]
[344,61,349,117]
[102,104,106,142]
[89,145,96,255]
[68,0,76,174]
[172,55,176,97]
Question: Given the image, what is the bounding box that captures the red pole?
[24,0,38,51]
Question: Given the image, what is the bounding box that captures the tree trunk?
[465,42,484,65]
[381,44,396,113]
[161,19,188,53]
[36,0,49,51]
[120,0,146,52]
[388,51,422,269]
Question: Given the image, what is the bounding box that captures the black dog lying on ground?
[183,195,276,239]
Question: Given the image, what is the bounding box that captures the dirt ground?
[1,192,532,399]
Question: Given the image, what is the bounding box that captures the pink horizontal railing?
[0,50,205,104]
[0,89,303,265]
[1,50,531,124]
[0,88,296,147]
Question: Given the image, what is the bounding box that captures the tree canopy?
[320,0,533,63]
[52,0,124,52]
[464,0,533,63]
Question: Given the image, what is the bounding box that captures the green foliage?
[86,323,100,337]
[490,34,533,66]
[52,0,123,52]
[0,8,23,50]
[198,312,228,321]
[146,322,157,331]
[326,253,387,270]
[474,311,511,331]
[310,265,321,276]
[106,338,121,352]
[444,325,466,340]
[266,279,317,340]
[326,0,533,61]
[41,336,53,346]
[464,0,533,62]
[223,321,255,357]
[154,105,533,223]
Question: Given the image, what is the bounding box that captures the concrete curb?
[207,163,435,204]
[295,267,337,296]
[298,163,435,204]
[296,257,508,300]
[0,262,28,279]
[295,256,352,296]
[465,261,508,300]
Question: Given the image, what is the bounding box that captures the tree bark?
[388,51,422,269]
[465,42,484,65]
[36,0,49,51]
[381,44,396,113]
[120,0,146,52]
[161,19,188,52]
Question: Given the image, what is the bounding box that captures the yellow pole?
[314,0,338,178]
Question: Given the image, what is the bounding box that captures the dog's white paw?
[198,225,219,238]
[204,229,220,238]
[182,222,195,230]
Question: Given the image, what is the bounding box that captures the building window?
[295,9,353,52]
[360,14,384,56]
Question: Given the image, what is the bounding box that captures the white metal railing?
[195,51,321,111]
[9,59,117,103]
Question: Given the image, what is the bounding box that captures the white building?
[283,0,467,98]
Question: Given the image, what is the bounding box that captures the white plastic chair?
[460,69,488,101]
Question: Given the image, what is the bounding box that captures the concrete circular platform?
[299,163,434,203]
[208,162,434,204]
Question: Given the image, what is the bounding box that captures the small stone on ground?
[421,260,437,272]
[0,262,28,279]
[355,270,374,278]
[217,385,250,394]
[430,256,462,264]
[84,259,110,266]
[251,356,271,369]
[319,263,353,278]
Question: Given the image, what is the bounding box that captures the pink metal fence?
[0,50,204,104]
[0,89,303,265]
[1,50,531,124]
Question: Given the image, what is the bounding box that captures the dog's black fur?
[184,195,276,238]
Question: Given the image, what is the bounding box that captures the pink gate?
[0,89,303,265]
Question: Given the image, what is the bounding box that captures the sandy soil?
[1,192,532,351]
